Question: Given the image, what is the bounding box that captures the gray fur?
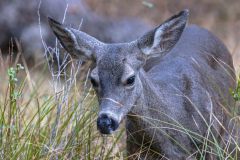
[49,10,236,159]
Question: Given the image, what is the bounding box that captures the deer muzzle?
[97,113,119,134]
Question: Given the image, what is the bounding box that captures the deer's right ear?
[48,17,102,60]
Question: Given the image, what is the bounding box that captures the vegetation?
[0,50,124,159]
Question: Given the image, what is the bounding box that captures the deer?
[48,10,236,159]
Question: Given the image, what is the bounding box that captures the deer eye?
[90,78,98,88]
[126,75,135,86]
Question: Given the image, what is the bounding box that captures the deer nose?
[97,113,119,134]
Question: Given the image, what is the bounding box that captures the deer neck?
[127,69,167,120]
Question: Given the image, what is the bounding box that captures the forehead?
[98,45,126,78]
[98,43,134,69]
[95,43,139,80]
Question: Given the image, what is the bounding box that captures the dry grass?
[0,47,125,159]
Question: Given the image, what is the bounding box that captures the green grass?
[0,53,125,159]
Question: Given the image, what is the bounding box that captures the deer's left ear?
[137,10,189,58]
[48,17,103,61]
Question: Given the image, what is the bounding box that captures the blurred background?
[89,0,240,70]
[0,0,240,71]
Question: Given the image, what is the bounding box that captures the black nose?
[97,113,119,134]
